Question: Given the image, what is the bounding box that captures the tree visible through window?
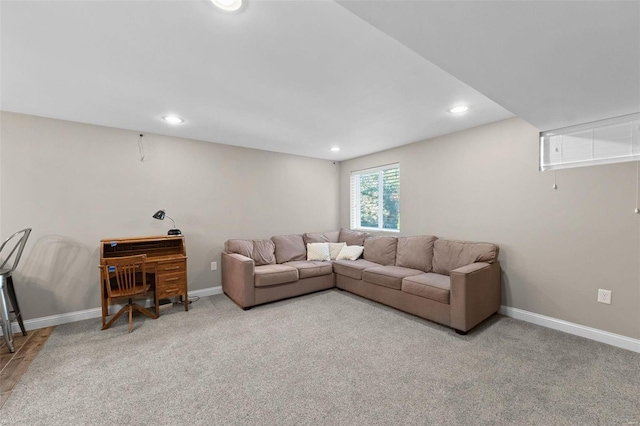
[350,164,399,231]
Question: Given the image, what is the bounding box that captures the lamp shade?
[152,210,166,220]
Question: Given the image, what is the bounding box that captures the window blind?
[350,163,400,231]
[540,113,640,171]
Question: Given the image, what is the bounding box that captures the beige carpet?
[1,290,639,425]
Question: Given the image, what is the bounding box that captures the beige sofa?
[222,229,500,334]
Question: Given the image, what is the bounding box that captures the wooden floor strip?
[0,333,32,372]
[0,327,54,409]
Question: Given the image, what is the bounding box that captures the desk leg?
[155,276,160,318]
[184,292,189,312]
[100,274,108,330]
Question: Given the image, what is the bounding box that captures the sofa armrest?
[449,261,501,332]
[221,252,256,309]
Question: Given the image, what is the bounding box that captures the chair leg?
[103,300,157,333]
[129,305,133,333]
[6,277,26,336]
[102,305,128,330]
[0,277,15,353]
[132,303,158,320]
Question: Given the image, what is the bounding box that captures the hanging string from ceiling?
[138,133,145,162]
[635,161,639,214]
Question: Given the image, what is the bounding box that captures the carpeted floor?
[1,290,639,425]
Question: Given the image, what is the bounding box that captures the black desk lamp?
[152,209,182,236]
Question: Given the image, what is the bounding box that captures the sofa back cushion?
[303,231,340,245]
[225,239,275,266]
[252,239,276,266]
[432,239,499,275]
[271,234,307,264]
[225,239,254,258]
[338,228,368,246]
[395,235,438,272]
[363,237,397,266]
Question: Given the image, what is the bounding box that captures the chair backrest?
[102,254,148,298]
[0,228,32,273]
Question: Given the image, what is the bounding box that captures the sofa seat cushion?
[283,261,333,279]
[362,266,424,290]
[332,259,381,280]
[254,264,299,287]
[402,273,451,304]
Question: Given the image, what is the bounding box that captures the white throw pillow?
[336,245,364,261]
[306,243,330,261]
[328,242,346,260]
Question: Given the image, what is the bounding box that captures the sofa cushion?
[252,239,276,266]
[283,261,333,279]
[332,259,381,280]
[254,264,299,287]
[306,243,330,261]
[402,273,451,304]
[338,228,368,246]
[336,245,364,261]
[303,231,340,245]
[328,242,346,260]
[225,239,254,258]
[362,266,424,290]
[432,239,499,276]
[395,235,437,272]
[271,234,307,264]
[363,237,397,266]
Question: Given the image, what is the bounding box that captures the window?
[350,163,400,231]
[540,113,640,171]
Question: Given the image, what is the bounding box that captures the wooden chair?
[101,254,157,333]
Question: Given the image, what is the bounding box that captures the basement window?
[540,113,640,171]
[350,163,400,232]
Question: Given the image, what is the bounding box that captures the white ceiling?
[1,1,638,161]
[338,0,640,133]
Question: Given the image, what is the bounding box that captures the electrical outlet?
[597,289,611,304]
[211,261,217,271]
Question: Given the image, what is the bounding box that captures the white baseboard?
[500,305,640,353]
[4,291,637,354]
[0,286,223,336]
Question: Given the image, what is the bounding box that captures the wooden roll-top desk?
[100,235,188,317]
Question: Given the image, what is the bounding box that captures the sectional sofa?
[222,228,500,334]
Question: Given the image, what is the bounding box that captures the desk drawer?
[156,260,186,274]
[156,272,187,298]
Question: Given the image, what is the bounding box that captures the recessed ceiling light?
[330,147,340,152]
[163,115,184,124]
[211,0,243,12]
[449,106,469,114]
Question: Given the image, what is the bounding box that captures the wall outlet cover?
[211,261,217,271]
[597,289,612,304]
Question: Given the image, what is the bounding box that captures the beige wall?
[4,112,638,340]
[340,117,640,339]
[0,112,340,319]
